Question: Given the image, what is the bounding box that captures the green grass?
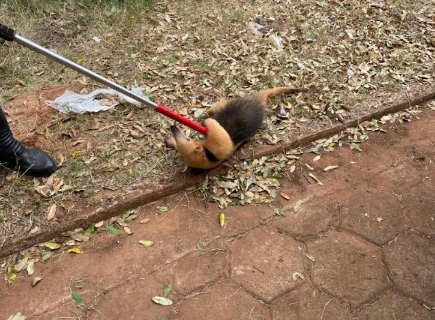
[4,0,156,16]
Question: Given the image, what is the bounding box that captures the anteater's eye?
[186,138,191,142]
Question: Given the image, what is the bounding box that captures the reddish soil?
[1,107,435,319]
[3,86,70,150]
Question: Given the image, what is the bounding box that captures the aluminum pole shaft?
[14,34,158,109]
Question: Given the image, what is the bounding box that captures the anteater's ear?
[195,146,203,152]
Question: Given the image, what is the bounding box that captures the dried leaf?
[273,207,284,216]
[6,312,26,320]
[219,213,225,227]
[67,247,81,254]
[41,250,53,261]
[70,151,83,157]
[27,261,35,275]
[140,218,151,224]
[61,202,75,210]
[63,229,88,242]
[309,173,323,186]
[152,296,173,306]
[43,242,61,250]
[32,277,42,287]
[95,221,104,228]
[5,266,17,283]
[293,195,312,213]
[323,165,339,172]
[280,193,290,200]
[306,254,315,262]
[14,253,29,272]
[47,204,57,221]
[15,80,26,88]
[292,272,305,281]
[351,143,362,152]
[139,240,154,247]
[130,129,144,139]
[35,185,50,197]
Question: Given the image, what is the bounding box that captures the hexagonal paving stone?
[307,232,389,307]
[272,195,337,239]
[340,189,405,245]
[230,226,306,303]
[358,291,433,320]
[384,233,435,307]
[378,162,423,189]
[402,187,435,238]
[271,282,352,320]
[173,278,270,320]
[153,241,227,295]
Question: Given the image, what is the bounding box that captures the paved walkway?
[1,110,435,319]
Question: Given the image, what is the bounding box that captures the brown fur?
[166,87,304,169]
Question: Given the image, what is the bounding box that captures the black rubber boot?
[0,106,56,177]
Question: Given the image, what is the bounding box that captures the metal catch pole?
[0,23,207,135]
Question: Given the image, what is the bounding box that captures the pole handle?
[155,104,207,135]
[0,23,15,41]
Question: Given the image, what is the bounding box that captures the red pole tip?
[155,104,207,135]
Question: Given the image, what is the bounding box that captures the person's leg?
[0,106,56,177]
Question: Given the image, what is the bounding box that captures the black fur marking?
[212,98,264,145]
[204,147,220,162]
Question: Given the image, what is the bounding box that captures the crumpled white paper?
[247,22,264,36]
[46,87,149,114]
[247,21,283,51]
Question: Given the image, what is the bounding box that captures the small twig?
[253,266,265,275]
[185,287,208,300]
[87,287,113,306]
[18,164,34,179]
[320,299,331,319]
[158,192,187,222]
[309,173,323,186]
[325,105,345,123]
[223,286,242,300]
[89,307,109,320]
[208,248,226,255]
[0,56,7,67]
[143,159,162,178]
[181,204,208,218]
[248,307,256,319]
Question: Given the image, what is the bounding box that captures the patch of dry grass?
[0,0,434,239]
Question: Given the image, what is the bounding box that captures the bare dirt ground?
[1,107,434,319]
